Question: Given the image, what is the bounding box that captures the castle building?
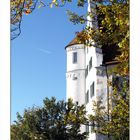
[65,33,119,140]
[65,1,119,140]
[66,34,104,140]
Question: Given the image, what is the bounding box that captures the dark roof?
[65,31,84,49]
[102,44,121,64]
[65,32,120,65]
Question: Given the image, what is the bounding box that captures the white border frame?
[0,0,10,140]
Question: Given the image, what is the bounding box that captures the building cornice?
[66,44,85,52]
[66,68,85,73]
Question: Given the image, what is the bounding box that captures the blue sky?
[11,2,87,122]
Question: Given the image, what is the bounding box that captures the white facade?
[65,1,113,140]
[65,41,110,140]
[66,44,86,105]
[85,46,104,140]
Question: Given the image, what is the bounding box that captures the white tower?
[65,36,86,105]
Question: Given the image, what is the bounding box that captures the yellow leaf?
[50,3,53,8]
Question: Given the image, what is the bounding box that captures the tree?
[11,97,88,140]
[11,0,38,40]
[87,2,129,139]
[11,0,76,40]
[11,0,90,40]
[89,77,129,140]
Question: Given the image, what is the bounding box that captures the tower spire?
[87,0,97,29]
[87,0,93,27]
